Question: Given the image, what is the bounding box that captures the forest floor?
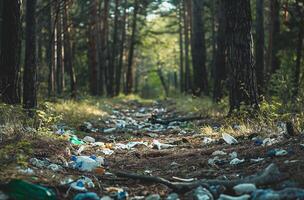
[0,97,304,199]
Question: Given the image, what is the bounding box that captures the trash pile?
[1,101,304,199]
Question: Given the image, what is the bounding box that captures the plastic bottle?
[3,179,56,200]
[71,155,104,171]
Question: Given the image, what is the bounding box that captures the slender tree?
[56,2,64,95]
[23,0,38,109]
[191,0,208,96]
[223,0,259,112]
[213,0,226,102]
[63,1,77,98]
[125,0,139,94]
[0,0,21,104]
[183,0,191,93]
[255,0,265,94]
[116,0,127,95]
[108,0,120,97]
[88,0,99,96]
[178,2,185,93]
[47,2,56,98]
[291,1,304,100]
[268,0,281,74]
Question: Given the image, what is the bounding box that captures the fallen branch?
[115,164,286,193]
[149,115,205,125]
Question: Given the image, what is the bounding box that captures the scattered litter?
[229,151,238,159]
[230,158,245,165]
[104,127,117,133]
[208,156,225,166]
[262,138,278,146]
[70,177,95,191]
[212,150,227,156]
[284,160,300,164]
[166,193,179,200]
[71,155,105,171]
[115,141,148,150]
[202,137,215,144]
[47,163,62,172]
[30,158,49,168]
[218,194,250,200]
[83,136,95,143]
[267,149,288,157]
[152,140,176,150]
[145,194,161,200]
[233,183,257,195]
[106,187,128,200]
[193,186,213,200]
[172,176,196,182]
[18,167,34,175]
[73,192,100,200]
[0,191,9,200]
[70,135,85,145]
[4,179,56,200]
[222,133,238,145]
[250,158,264,163]
[252,188,304,200]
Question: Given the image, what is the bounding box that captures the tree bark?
[292,20,303,100]
[88,0,99,96]
[178,2,185,93]
[183,0,191,93]
[63,2,77,98]
[97,0,110,95]
[23,0,37,109]
[255,0,265,95]
[268,0,281,74]
[125,0,139,95]
[223,0,259,112]
[191,0,208,96]
[213,0,226,102]
[56,1,64,95]
[108,0,120,97]
[116,0,127,96]
[0,0,21,104]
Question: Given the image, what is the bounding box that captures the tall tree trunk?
[213,0,226,102]
[292,23,303,100]
[255,0,265,95]
[268,0,281,74]
[183,0,191,93]
[1,0,20,103]
[47,2,56,98]
[99,0,109,96]
[108,0,120,97]
[56,2,64,95]
[63,2,77,98]
[191,0,208,96]
[178,2,185,93]
[223,0,259,112]
[0,0,21,104]
[125,0,139,94]
[0,0,3,53]
[88,0,99,96]
[116,0,127,96]
[23,0,37,109]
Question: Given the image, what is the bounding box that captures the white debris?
[83,136,95,143]
[233,183,257,195]
[211,150,227,156]
[218,194,250,200]
[152,140,176,150]
[230,158,245,165]
[229,151,238,159]
[222,133,238,145]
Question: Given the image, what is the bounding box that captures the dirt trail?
[1,99,304,199]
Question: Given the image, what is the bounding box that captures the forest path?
[1,99,304,199]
